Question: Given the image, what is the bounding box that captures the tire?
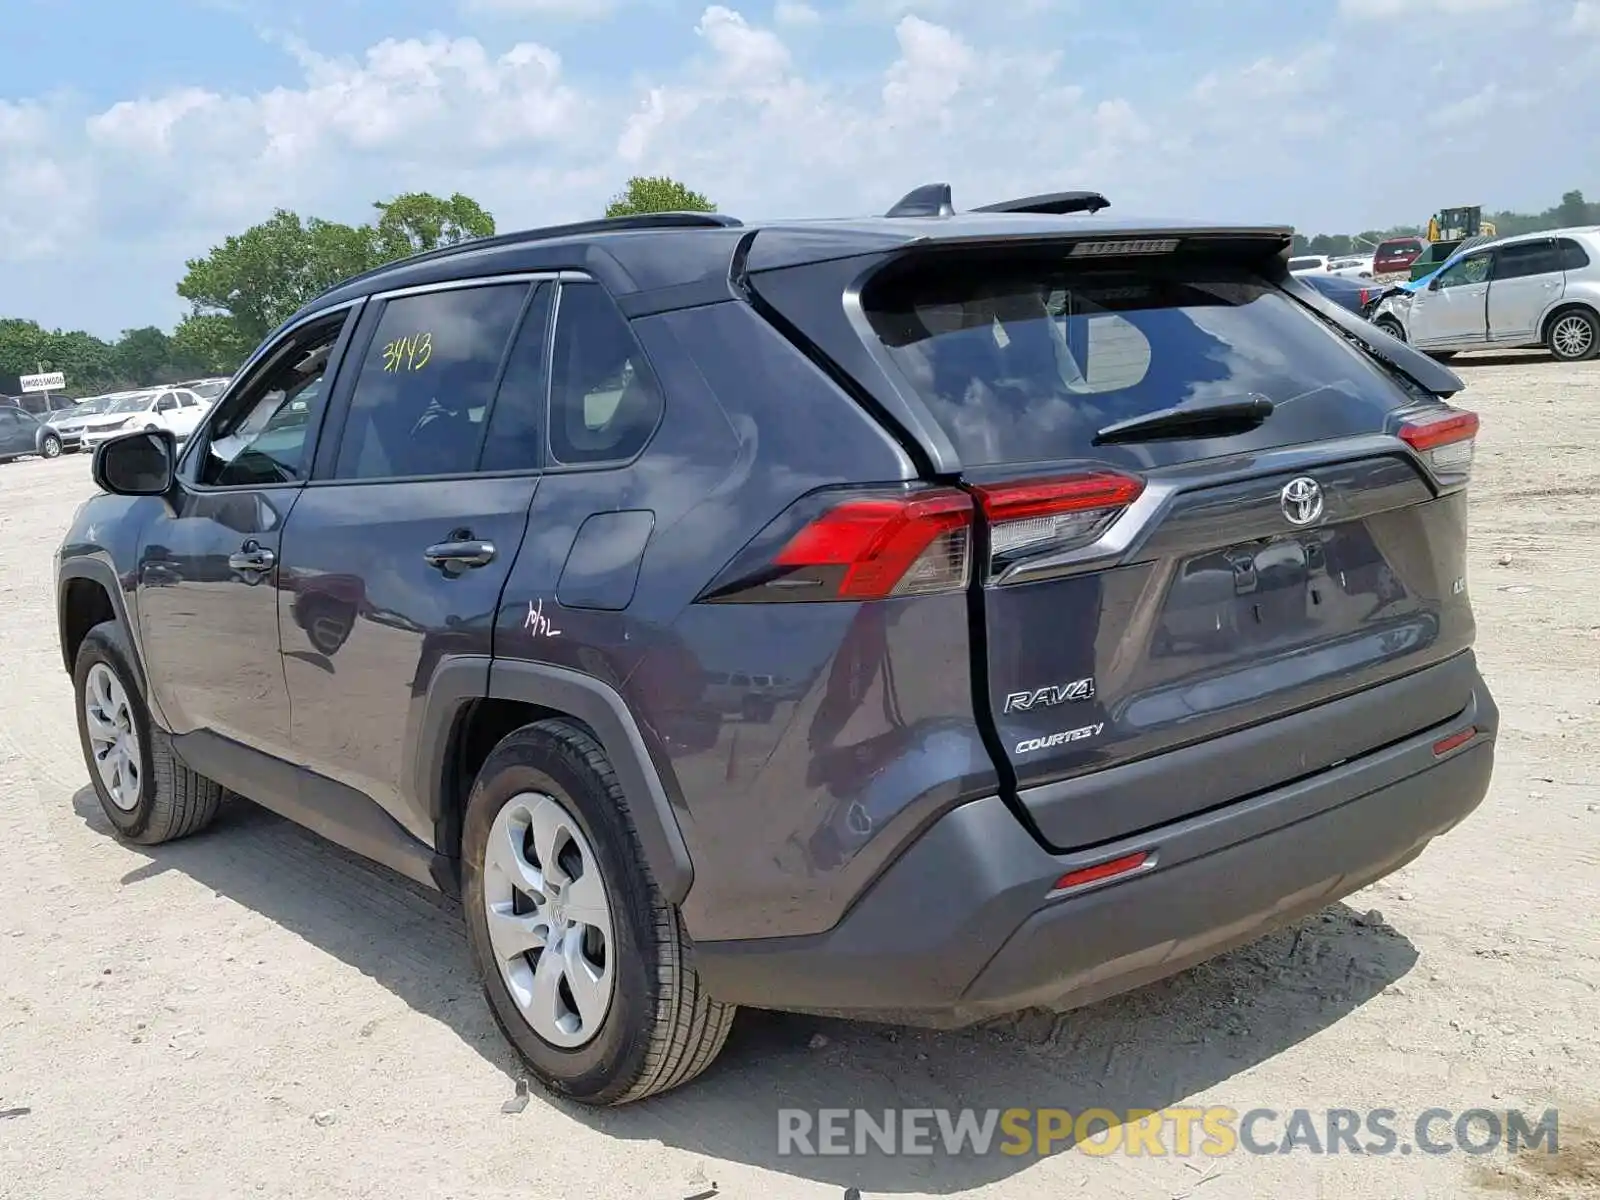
[40,434,62,458]
[73,621,223,845]
[1428,351,1457,362]
[1375,315,1406,342]
[1546,307,1600,362]
[462,720,735,1106]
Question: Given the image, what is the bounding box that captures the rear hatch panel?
[744,227,1477,852]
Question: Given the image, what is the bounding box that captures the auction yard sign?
[20,371,66,394]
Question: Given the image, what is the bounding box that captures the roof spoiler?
[884,183,1109,219]
[972,190,1110,215]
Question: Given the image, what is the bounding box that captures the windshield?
[861,255,1407,467]
[191,381,226,400]
[106,393,156,414]
[55,397,107,418]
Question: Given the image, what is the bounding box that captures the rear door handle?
[228,540,275,572]
[424,539,496,573]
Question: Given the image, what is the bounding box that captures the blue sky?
[2,0,1596,338]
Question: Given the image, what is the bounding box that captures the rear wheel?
[1547,308,1599,362]
[1375,315,1406,341]
[73,622,223,844]
[40,433,62,458]
[461,720,734,1105]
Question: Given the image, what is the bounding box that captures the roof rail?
[885,183,954,219]
[972,190,1110,215]
[320,210,744,297]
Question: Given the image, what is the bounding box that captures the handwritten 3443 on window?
[382,332,433,372]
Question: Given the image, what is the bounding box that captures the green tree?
[170,314,255,376]
[1557,189,1589,229]
[112,326,174,386]
[177,210,375,346]
[173,191,496,373]
[371,191,495,259]
[604,175,717,218]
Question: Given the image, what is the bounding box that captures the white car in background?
[1370,227,1600,362]
[1288,254,1330,274]
[79,387,210,451]
[1326,254,1375,279]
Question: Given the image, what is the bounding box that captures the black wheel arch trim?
[57,556,150,699]
[411,655,695,905]
[1542,301,1598,341]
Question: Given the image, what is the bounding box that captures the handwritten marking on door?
[524,599,562,638]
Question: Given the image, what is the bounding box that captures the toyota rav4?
[57,185,1498,1106]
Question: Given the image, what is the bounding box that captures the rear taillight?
[1399,407,1478,483]
[702,471,1146,604]
[772,491,971,599]
[972,471,1144,570]
[702,486,973,603]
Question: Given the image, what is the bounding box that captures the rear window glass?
[861,258,1402,467]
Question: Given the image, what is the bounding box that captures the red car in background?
[1373,236,1427,275]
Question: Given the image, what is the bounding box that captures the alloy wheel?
[482,792,616,1048]
[1551,314,1594,360]
[84,662,140,811]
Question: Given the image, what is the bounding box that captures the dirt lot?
[2,352,1597,1200]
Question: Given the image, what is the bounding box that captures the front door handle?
[424,539,496,573]
[228,540,275,573]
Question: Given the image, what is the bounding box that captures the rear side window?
[548,282,663,466]
[333,284,528,480]
[479,284,554,473]
[1494,240,1561,279]
[861,257,1405,467]
[1559,238,1591,270]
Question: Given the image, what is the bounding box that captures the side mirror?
[1427,278,1443,291]
[93,430,176,497]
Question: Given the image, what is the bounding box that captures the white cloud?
[460,0,615,15]
[1572,0,1600,32]
[1340,0,1528,15]
[1,2,1596,336]
[772,1,821,24]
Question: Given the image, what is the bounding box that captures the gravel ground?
[1,351,1597,1199]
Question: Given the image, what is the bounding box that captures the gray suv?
[56,185,1498,1106]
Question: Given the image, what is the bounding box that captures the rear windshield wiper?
[1093,394,1275,446]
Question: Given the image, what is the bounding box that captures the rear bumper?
[694,662,1496,1027]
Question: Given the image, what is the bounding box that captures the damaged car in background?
[1367,228,1600,362]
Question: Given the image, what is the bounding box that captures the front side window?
[332,284,528,480]
[547,282,664,466]
[1436,254,1491,289]
[198,315,347,487]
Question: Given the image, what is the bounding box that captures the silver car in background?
[1371,227,1600,362]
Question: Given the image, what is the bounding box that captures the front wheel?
[1375,315,1406,341]
[1547,309,1600,362]
[461,720,735,1106]
[39,433,62,458]
[73,622,223,844]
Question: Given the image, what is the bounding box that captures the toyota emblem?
[1280,476,1324,526]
